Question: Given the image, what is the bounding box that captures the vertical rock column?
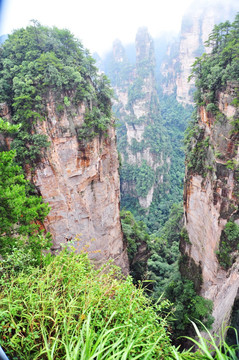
[33,94,129,273]
[112,28,170,211]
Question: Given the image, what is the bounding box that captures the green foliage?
[142,97,192,230]
[226,160,236,170]
[130,138,145,154]
[147,203,182,295]
[64,96,71,107]
[0,150,51,261]
[217,221,239,269]
[231,95,239,107]
[118,95,192,232]
[224,221,239,241]
[144,122,168,154]
[11,131,50,165]
[184,13,239,243]
[230,116,239,134]
[0,22,113,165]
[184,110,215,176]
[0,118,51,264]
[78,104,111,142]
[0,248,180,359]
[121,209,151,282]
[120,161,155,199]
[184,321,239,359]
[128,78,144,104]
[145,202,214,342]
[165,274,214,342]
[0,117,21,134]
[158,203,184,245]
[180,227,191,244]
[135,161,155,198]
[206,102,218,114]
[187,133,211,175]
[147,240,179,296]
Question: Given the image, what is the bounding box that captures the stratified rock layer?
[183,82,239,334]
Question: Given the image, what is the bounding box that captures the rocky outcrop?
[0,97,129,273]
[183,82,239,334]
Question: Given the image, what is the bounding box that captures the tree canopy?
[0,21,113,166]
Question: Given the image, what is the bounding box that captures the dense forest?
[0,12,239,359]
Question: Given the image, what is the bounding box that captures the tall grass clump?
[183,321,239,360]
[0,248,201,359]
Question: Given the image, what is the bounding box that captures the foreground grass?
[184,321,239,360]
[0,248,225,359]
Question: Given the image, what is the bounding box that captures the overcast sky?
[1,0,194,55]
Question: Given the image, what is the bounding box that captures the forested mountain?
[96,1,239,347]
[99,28,192,232]
[97,0,238,236]
[0,20,213,360]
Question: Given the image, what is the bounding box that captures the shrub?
[217,221,239,269]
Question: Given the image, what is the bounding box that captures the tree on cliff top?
[0,21,113,166]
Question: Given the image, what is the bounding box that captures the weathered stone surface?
[184,83,239,334]
[0,103,11,120]
[29,94,128,272]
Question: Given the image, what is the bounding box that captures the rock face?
[175,8,215,106]
[183,82,239,334]
[109,28,170,211]
[0,97,129,273]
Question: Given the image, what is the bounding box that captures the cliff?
[37,96,128,270]
[183,82,239,334]
[0,23,129,273]
[0,95,128,272]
